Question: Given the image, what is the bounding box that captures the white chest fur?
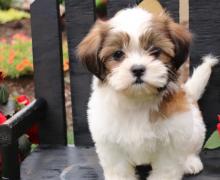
[87,81,202,166]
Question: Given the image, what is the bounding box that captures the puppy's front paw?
[184,155,203,175]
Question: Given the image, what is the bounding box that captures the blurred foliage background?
[0,0,13,10]
[0,0,69,78]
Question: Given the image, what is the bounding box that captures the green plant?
[0,84,9,104]
[204,130,220,149]
[0,33,69,78]
[0,8,30,24]
[67,130,74,144]
[0,34,33,78]
[204,115,220,149]
[59,0,64,4]
[0,0,12,10]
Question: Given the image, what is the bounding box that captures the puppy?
[77,7,219,180]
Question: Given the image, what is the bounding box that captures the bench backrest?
[30,0,220,147]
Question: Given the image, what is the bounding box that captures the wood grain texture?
[107,0,137,17]
[189,0,220,138]
[65,0,95,146]
[30,0,67,145]
[21,146,104,180]
[20,146,220,180]
[159,0,179,22]
[1,141,20,180]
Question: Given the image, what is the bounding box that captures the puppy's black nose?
[131,65,146,77]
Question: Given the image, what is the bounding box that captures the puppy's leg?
[148,152,184,180]
[184,155,203,175]
[96,143,137,180]
[184,107,205,175]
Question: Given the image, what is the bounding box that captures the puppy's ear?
[168,21,192,70]
[77,20,109,80]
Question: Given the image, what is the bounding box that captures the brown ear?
[76,20,109,80]
[168,21,192,70]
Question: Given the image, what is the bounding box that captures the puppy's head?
[77,8,191,97]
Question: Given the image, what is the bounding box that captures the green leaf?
[31,144,38,152]
[0,84,9,104]
[204,130,220,149]
[18,135,31,156]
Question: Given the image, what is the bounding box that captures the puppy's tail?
[184,54,219,101]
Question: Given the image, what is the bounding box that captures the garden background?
[0,0,73,143]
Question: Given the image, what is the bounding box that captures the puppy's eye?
[149,47,162,57]
[112,50,125,61]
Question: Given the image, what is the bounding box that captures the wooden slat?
[159,0,179,22]
[30,0,67,145]
[178,0,190,83]
[107,0,137,17]
[189,1,220,61]
[179,0,189,26]
[65,0,96,146]
[189,0,220,138]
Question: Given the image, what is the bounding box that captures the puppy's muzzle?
[131,65,146,84]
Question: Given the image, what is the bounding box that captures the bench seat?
[21,146,220,180]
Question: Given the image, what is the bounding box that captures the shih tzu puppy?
[77,7,219,180]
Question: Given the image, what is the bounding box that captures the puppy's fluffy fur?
[77,7,219,180]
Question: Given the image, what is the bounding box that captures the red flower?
[217,123,220,136]
[27,124,39,144]
[16,95,30,106]
[0,112,6,124]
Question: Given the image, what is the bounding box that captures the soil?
[1,18,73,130]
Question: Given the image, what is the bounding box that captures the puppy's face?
[77,8,191,97]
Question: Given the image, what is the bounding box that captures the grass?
[0,33,69,78]
[67,130,74,144]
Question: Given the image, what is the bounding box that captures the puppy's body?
[89,75,204,180]
[77,7,219,180]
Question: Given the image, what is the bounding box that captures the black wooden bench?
[0,0,220,179]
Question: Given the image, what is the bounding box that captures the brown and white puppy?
[77,7,218,180]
